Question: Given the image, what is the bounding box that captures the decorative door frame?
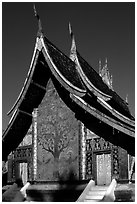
[93,150,112,185]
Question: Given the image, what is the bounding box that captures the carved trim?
[112,146,119,178]
[7,41,40,116]
[79,122,87,180]
[32,108,38,181]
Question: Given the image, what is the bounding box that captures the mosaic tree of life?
[37,80,78,180]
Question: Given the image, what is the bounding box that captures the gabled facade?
[3,14,135,186]
[6,79,134,185]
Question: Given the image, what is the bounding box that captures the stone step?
[87,190,106,196]
[84,186,108,202]
[90,186,108,190]
[85,195,104,200]
[84,199,101,202]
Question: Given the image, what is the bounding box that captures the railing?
[76,179,117,202]
[101,179,117,202]
[76,179,95,202]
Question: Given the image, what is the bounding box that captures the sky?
[2,2,135,131]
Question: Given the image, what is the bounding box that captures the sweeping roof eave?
[7,38,41,116]
[41,36,86,97]
[76,51,134,120]
[70,93,135,137]
[2,109,32,161]
[97,97,135,127]
[2,37,51,160]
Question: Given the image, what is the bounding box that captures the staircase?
[84,185,108,202]
[77,179,117,202]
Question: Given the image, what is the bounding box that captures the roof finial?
[126,94,128,104]
[33,4,43,37]
[69,22,73,36]
[105,57,108,68]
[99,59,102,76]
[69,22,77,61]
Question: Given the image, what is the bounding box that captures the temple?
[2,10,135,201]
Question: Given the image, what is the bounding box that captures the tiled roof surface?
[77,52,134,120]
[44,37,86,91]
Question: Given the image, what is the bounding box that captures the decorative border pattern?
[112,146,119,179]
[79,122,87,180]
[32,108,38,181]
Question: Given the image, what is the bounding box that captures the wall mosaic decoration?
[37,79,79,181]
[112,146,119,177]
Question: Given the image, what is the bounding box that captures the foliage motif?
[37,80,78,180]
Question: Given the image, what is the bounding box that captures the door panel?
[104,154,111,185]
[96,153,111,185]
[19,163,28,185]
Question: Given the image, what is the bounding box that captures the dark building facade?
[3,16,135,188]
[6,79,134,186]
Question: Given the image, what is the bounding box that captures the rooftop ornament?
[33,4,43,37]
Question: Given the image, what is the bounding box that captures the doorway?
[19,162,28,185]
[96,153,111,185]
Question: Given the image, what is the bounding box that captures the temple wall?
[36,79,80,181]
[118,147,128,180]
[6,81,130,184]
[85,129,128,184]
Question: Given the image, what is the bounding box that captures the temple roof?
[69,24,134,122]
[2,45,50,160]
[2,21,135,160]
[76,51,134,120]
[43,36,86,96]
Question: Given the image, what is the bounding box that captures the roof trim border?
[7,38,42,115]
[70,93,135,137]
[97,97,135,126]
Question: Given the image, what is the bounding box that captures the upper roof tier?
[2,16,135,160]
[69,24,134,121]
[76,51,134,120]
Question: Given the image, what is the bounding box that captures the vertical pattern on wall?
[32,108,38,181]
[79,122,87,180]
[118,147,128,180]
[7,154,14,182]
[86,139,93,180]
[12,160,16,182]
[112,146,119,179]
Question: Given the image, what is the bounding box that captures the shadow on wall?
[53,169,83,202]
[27,169,86,202]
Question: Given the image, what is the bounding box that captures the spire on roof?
[69,22,73,39]
[99,58,113,90]
[69,22,77,62]
[126,94,128,104]
[105,57,108,66]
[99,59,102,76]
[33,4,43,37]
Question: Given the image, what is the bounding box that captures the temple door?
[19,162,28,185]
[96,153,111,185]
